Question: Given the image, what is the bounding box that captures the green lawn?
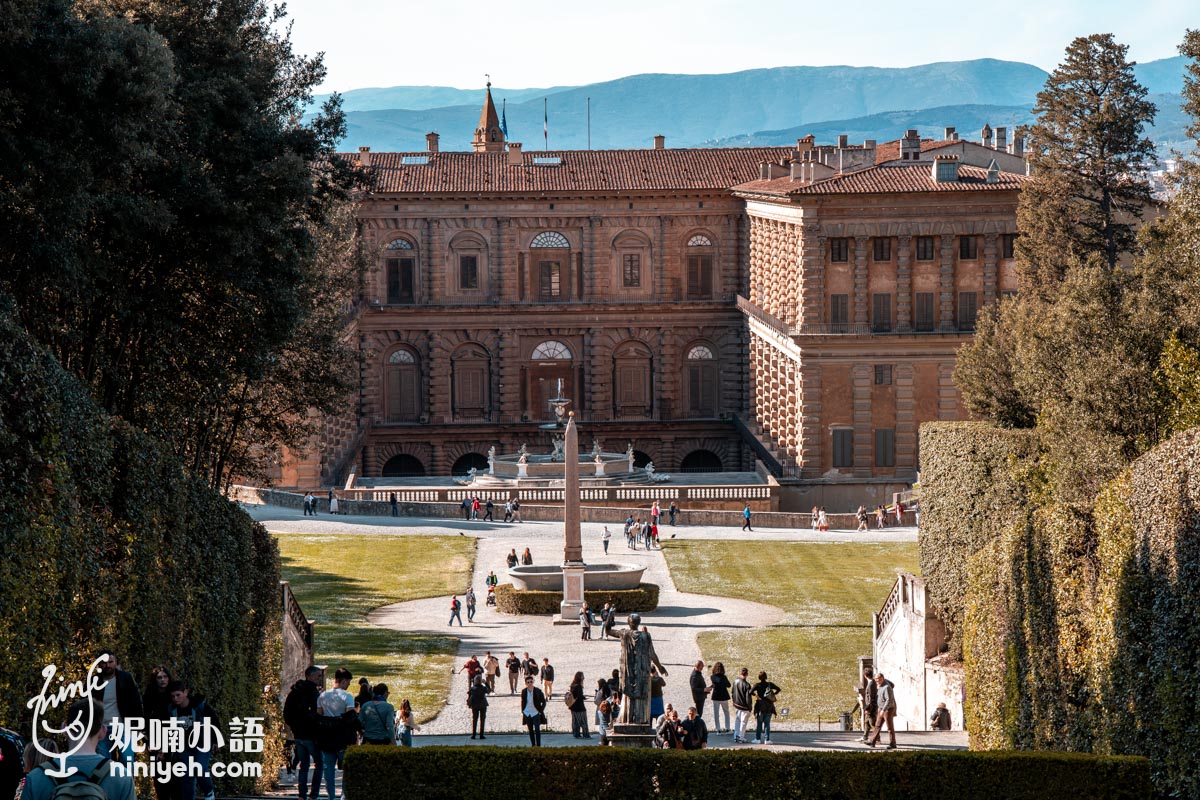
[275,533,475,723]
[662,540,918,722]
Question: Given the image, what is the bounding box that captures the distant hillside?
[331,55,1191,153]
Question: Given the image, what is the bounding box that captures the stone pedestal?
[559,562,585,622]
[607,723,657,748]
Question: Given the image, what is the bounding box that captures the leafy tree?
[1018,33,1157,288]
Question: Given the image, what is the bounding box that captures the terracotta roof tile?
[733,163,1030,197]
[345,148,797,194]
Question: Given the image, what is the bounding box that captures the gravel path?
[248,503,918,736]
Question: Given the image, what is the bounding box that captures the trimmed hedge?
[493,583,659,614]
[0,307,282,793]
[917,421,1038,655]
[343,746,1149,800]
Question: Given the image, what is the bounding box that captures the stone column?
[799,363,823,477]
[895,363,916,476]
[853,236,869,326]
[852,363,872,477]
[896,235,912,332]
[938,235,956,331]
[982,233,998,305]
[560,414,585,621]
[799,224,824,331]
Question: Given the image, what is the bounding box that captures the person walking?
[894,501,905,526]
[484,498,494,521]
[359,684,396,745]
[856,505,869,532]
[506,652,521,694]
[328,488,338,515]
[506,549,519,569]
[817,507,829,532]
[568,672,590,738]
[709,662,732,733]
[594,679,613,745]
[284,665,324,800]
[303,492,314,516]
[689,661,711,720]
[650,665,666,724]
[742,504,753,531]
[389,493,398,518]
[810,505,820,531]
[316,668,358,800]
[668,501,678,526]
[522,652,539,684]
[465,587,477,622]
[602,526,612,555]
[448,595,463,626]
[483,652,500,692]
[867,672,897,749]
[650,520,659,549]
[460,497,471,520]
[731,667,753,743]
[397,699,415,747]
[511,499,522,522]
[504,499,513,523]
[650,501,661,526]
[467,675,491,739]
[471,496,481,520]
[930,702,952,730]
[858,666,878,743]
[21,698,135,800]
[485,570,499,591]
[541,658,556,698]
[521,547,533,565]
[751,671,782,744]
[520,676,547,747]
[681,706,709,750]
[875,505,887,529]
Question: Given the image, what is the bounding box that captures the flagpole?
[587,96,591,150]
[544,96,548,151]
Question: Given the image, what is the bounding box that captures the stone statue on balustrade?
[617,614,668,727]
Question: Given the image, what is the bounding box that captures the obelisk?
[559,412,586,621]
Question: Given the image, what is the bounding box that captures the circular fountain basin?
[507,563,646,591]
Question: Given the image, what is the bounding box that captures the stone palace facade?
[285,87,1030,509]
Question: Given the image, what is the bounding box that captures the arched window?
[613,340,652,419]
[452,343,490,420]
[383,238,417,303]
[683,342,719,417]
[452,453,489,475]
[680,449,723,472]
[384,347,421,422]
[530,231,571,248]
[382,454,425,477]
[532,340,573,360]
[686,233,715,298]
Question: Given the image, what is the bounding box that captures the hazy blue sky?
[284,0,1194,92]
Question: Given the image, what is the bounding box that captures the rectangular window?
[873,238,891,261]
[872,293,892,332]
[830,294,849,329]
[622,253,641,288]
[959,291,979,331]
[833,429,854,469]
[874,365,892,385]
[959,236,978,260]
[687,255,713,298]
[539,261,562,299]
[914,292,935,331]
[830,237,849,262]
[916,236,935,261]
[1001,289,1018,300]
[386,258,415,304]
[875,428,896,468]
[459,255,478,290]
[1001,233,1017,259]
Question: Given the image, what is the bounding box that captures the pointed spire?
[472,81,505,152]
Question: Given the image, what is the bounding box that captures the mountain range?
[315,56,1191,154]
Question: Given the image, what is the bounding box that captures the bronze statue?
[617,613,668,726]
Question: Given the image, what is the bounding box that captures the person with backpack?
[751,671,782,744]
[284,665,324,800]
[467,675,491,739]
[168,680,221,800]
[358,684,395,745]
[448,595,463,626]
[731,667,754,743]
[22,698,135,800]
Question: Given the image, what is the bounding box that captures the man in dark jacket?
[467,675,491,739]
[169,680,221,800]
[731,667,753,743]
[859,666,878,743]
[284,666,324,800]
[689,661,710,719]
[91,650,143,763]
[681,706,709,750]
[519,676,547,747]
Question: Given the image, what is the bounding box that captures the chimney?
[864,139,876,149]
[837,134,848,148]
[652,134,666,150]
[766,161,788,179]
[1011,135,1025,157]
[507,142,523,166]
[791,159,805,181]
[425,132,439,153]
[944,126,956,141]
[900,129,921,161]
[986,158,1000,184]
[759,161,770,180]
[995,127,1007,152]
[358,146,371,168]
[932,154,960,183]
[981,123,993,149]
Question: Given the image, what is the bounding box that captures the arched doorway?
[633,450,653,469]
[527,339,574,421]
[680,449,723,473]
[451,453,489,476]
[381,454,426,477]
